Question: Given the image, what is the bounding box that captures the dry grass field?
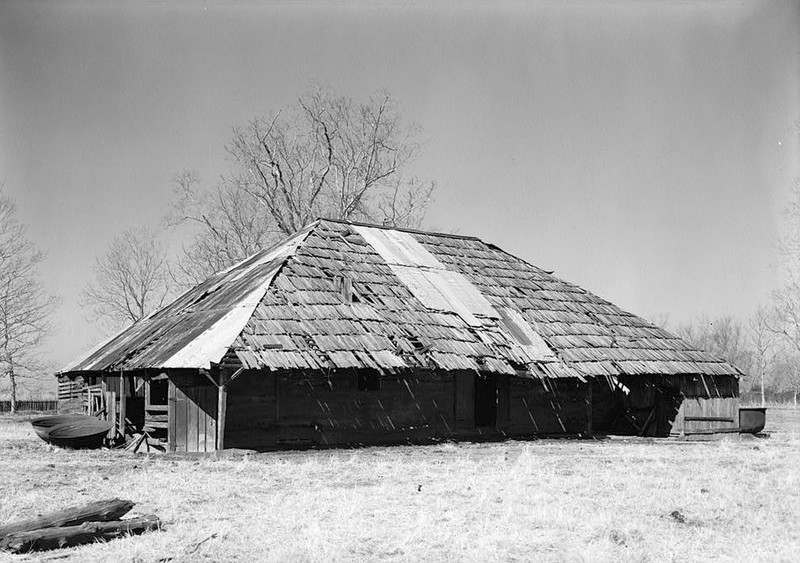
[0,409,798,563]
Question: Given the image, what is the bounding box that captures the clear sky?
[0,0,798,372]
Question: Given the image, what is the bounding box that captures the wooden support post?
[106,391,117,439]
[118,382,126,438]
[99,375,108,418]
[585,382,593,436]
[217,376,227,451]
[167,380,176,452]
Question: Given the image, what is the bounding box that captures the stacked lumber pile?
[0,498,161,554]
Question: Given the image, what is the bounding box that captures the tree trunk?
[0,498,134,539]
[0,516,161,554]
[9,368,16,415]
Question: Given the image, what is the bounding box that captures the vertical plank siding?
[170,381,217,453]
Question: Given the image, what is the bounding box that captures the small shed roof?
[61,219,741,380]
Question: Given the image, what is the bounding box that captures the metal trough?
[739,407,767,434]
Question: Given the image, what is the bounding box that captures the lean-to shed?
[59,219,742,451]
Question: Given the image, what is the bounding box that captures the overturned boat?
[31,415,112,449]
[30,414,89,441]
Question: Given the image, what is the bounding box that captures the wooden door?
[168,381,218,452]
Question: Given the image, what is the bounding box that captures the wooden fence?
[0,400,58,413]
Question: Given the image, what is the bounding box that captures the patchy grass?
[0,410,798,562]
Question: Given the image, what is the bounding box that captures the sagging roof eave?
[57,363,741,380]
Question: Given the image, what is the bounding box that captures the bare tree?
[82,227,171,329]
[0,188,59,413]
[170,86,435,284]
[167,171,278,285]
[749,305,778,405]
[766,162,800,399]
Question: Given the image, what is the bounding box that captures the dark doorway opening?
[474,374,497,427]
[149,379,168,405]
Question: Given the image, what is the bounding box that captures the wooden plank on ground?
[0,516,160,554]
[0,499,133,539]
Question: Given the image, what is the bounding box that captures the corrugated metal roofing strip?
[160,262,285,369]
[354,225,500,328]
[62,225,312,374]
[496,307,556,361]
[434,270,498,319]
[383,229,442,269]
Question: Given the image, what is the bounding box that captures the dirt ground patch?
[0,409,798,562]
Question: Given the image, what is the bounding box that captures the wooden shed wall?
[504,378,589,436]
[224,369,456,449]
[221,369,596,450]
[224,371,276,450]
[615,374,739,437]
[672,375,739,435]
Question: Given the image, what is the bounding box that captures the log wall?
[224,369,456,449]
[221,369,594,449]
[504,378,588,436]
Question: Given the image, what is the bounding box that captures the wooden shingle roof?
[61,219,741,380]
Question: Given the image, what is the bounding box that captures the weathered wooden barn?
[59,219,741,451]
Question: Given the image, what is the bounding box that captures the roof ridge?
[316,217,481,241]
